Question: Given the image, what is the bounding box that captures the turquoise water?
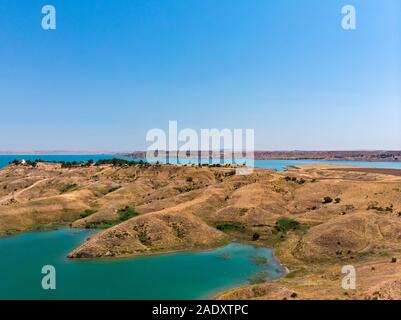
[1,154,401,171]
[255,159,401,171]
[0,229,285,300]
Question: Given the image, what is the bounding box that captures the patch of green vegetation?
[11,158,149,169]
[367,202,393,213]
[85,220,116,229]
[335,197,341,204]
[284,176,305,184]
[117,206,138,221]
[95,158,149,167]
[252,232,260,241]
[273,218,300,233]
[216,221,246,233]
[85,206,138,229]
[60,160,93,168]
[10,159,38,167]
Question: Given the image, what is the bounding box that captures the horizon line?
[0,149,401,155]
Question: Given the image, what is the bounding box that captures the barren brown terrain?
[1,160,401,300]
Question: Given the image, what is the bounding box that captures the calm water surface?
[0,229,285,300]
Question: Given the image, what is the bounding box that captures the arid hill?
[1,161,401,299]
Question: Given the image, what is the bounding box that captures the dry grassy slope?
[216,254,401,300]
[0,163,238,234]
[2,162,401,299]
[68,211,229,258]
[216,165,401,300]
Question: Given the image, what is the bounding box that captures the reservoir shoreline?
[0,228,286,300]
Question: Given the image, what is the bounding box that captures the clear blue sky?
[0,0,400,151]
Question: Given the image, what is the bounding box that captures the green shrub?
[285,176,306,184]
[216,221,246,232]
[117,206,138,221]
[273,218,300,233]
[323,196,333,204]
[85,220,115,229]
[107,186,121,194]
